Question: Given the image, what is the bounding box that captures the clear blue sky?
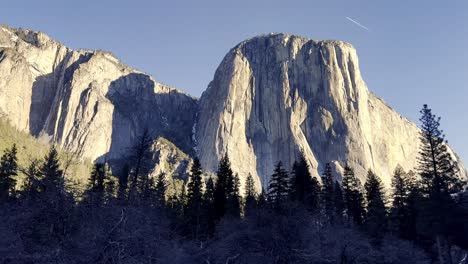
[2,0,468,163]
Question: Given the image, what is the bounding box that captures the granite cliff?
[0,26,465,189]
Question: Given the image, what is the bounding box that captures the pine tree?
[22,159,41,201]
[88,163,106,191]
[244,173,257,217]
[225,172,241,217]
[333,180,345,224]
[417,104,464,263]
[342,165,365,225]
[214,153,239,219]
[364,170,387,245]
[267,161,289,209]
[203,177,216,237]
[37,146,73,244]
[155,172,166,208]
[0,144,18,202]
[117,164,130,202]
[85,163,107,205]
[389,166,414,239]
[142,177,157,206]
[186,158,204,239]
[321,163,336,224]
[289,151,321,212]
[40,146,64,194]
[128,129,153,201]
[289,151,310,202]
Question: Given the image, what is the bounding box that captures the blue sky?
[2,0,468,163]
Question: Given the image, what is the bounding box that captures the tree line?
[0,104,466,263]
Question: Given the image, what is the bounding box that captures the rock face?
[0,25,196,177]
[196,33,465,190]
[0,26,465,189]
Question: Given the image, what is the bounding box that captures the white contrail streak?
[345,17,370,31]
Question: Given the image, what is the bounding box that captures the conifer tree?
[85,163,107,205]
[40,146,65,194]
[289,151,311,202]
[321,163,336,223]
[267,161,289,209]
[333,180,345,223]
[186,158,204,239]
[289,151,321,212]
[417,104,464,263]
[22,159,41,201]
[117,164,130,202]
[389,166,414,239]
[37,146,73,244]
[342,165,365,225]
[203,177,216,237]
[364,170,387,245]
[214,153,239,219]
[128,129,153,201]
[155,172,166,208]
[244,173,257,217]
[225,172,241,217]
[0,144,18,202]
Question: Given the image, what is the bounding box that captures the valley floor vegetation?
[0,105,467,264]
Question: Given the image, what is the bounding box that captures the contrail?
[345,17,370,31]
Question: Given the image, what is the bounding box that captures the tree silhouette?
[0,144,18,202]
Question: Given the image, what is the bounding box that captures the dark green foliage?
[389,166,419,241]
[84,163,107,205]
[214,153,240,219]
[418,105,463,195]
[364,170,387,245]
[333,180,345,223]
[0,144,18,202]
[40,146,65,194]
[21,159,41,201]
[117,163,130,202]
[203,177,216,237]
[417,104,465,263]
[321,163,336,223]
[267,161,289,209]
[289,151,321,211]
[128,129,153,201]
[342,165,365,225]
[244,173,257,217]
[186,158,204,239]
[155,172,167,207]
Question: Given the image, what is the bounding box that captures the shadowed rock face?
[0,26,465,190]
[0,25,197,177]
[196,33,465,190]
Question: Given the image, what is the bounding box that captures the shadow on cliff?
[97,73,196,176]
[240,36,350,181]
[29,53,93,137]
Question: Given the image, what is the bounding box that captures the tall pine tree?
[321,163,336,224]
[267,161,289,210]
[155,172,167,208]
[0,144,18,202]
[128,128,153,201]
[389,166,418,240]
[364,170,387,245]
[244,173,257,217]
[289,151,321,212]
[417,104,464,263]
[214,153,239,219]
[186,158,204,239]
[342,165,365,226]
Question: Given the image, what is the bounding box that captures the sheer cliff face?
[196,33,465,189]
[0,26,196,176]
[0,26,465,188]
